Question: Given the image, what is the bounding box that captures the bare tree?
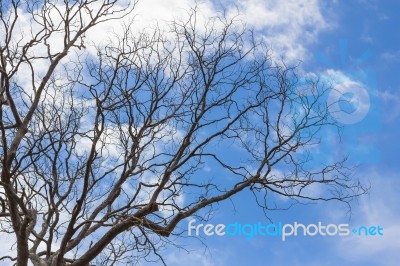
[0,1,367,265]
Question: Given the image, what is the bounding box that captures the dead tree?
[0,1,366,265]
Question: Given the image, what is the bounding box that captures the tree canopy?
[0,1,366,265]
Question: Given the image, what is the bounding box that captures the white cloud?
[233,0,332,62]
[161,247,230,266]
[377,90,400,122]
[4,0,334,105]
[83,0,332,62]
[381,50,400,62]
[334,169,400,265]
[0,232,17,266]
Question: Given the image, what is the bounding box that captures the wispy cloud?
[233,0,332,62]
[334,169,400,265]
[159,246,231,266]
[381,50,400,62]
[378,90,400,122]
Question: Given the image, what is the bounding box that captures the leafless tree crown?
[0,1,366,265]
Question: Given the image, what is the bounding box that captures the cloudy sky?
[134,0,399,265]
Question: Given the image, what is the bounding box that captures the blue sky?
[148,0,400,265]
